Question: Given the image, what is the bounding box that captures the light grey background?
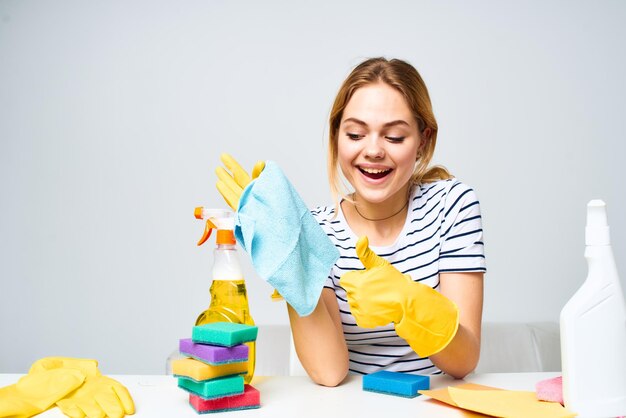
[1,0,625,374]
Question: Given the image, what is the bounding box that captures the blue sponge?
[362,370,430,398]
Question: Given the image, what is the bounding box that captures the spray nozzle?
[586,199,611,246]
[194,207,236,246]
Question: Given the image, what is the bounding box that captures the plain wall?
[1,0,625,374]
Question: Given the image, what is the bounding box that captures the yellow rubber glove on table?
[340,236,460,357]
[56,374,134,418]
[0,357,134,418]
[31,357,134,418]
[0,368,85,418]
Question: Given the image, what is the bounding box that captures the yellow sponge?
[172,358,247,382]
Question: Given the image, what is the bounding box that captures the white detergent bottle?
[560,200,626,417]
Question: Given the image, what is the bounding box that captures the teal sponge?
[362,370,430,398]
[178,375,244,400]
[192,322,258,347]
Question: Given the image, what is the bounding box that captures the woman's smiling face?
[338,82,422,206]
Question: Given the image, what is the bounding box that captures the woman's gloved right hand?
[340,236,460,357]
[215,153,265,211]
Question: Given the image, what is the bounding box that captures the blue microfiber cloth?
[234,161,339,317]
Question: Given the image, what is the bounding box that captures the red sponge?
[189,384,260,413]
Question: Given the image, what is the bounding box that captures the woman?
[218,57,485,386]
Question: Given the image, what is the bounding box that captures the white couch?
[475,321,561,373]
[167,322,561,376]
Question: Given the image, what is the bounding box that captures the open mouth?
[358,166,392,180]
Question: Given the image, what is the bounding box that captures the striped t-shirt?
[311,178,486,375]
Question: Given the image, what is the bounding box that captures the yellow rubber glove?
[29,357,135,418]
[215,153,265,211]
[0,362,86,418]
[339,236,460,357]
[28,358,100,378]
[56,375,135,418]
[215,153,284,301]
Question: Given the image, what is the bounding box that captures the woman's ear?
[417,128,432,159]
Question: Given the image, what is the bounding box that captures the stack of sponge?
[172,322,260,414]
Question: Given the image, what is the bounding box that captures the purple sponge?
[179,338,248,365]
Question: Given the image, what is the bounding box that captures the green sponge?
[192,322,258,347]
[178,375,244,399]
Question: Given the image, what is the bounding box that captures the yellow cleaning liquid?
[195,279,256,384]
[193,208,257,384]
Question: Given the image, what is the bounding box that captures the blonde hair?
[327,57,451,209]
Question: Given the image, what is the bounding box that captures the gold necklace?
[353,199,409,222]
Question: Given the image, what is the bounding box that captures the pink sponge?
[535,375,564,405]
[189,384,260,413]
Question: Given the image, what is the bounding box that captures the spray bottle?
[560,200,626,417]
[194,207,256,384]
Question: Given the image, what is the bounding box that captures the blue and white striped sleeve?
[311,206,340,289]
[438,181,486,273]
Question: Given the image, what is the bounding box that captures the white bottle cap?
[585,199,611,246]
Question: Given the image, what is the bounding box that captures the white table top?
[1,372,560,417]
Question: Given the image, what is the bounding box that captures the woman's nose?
[364,136,385,159]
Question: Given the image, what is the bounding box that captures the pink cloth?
[535,375,564,405]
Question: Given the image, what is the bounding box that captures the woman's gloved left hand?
[215,153,283,301]
[340,236,460,357]
[215,153,265,211]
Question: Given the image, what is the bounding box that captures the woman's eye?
[347,133,363,140]
[386,136,405,143]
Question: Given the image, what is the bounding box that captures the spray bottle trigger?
[270,289,284,301]
[197,219,217,246]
